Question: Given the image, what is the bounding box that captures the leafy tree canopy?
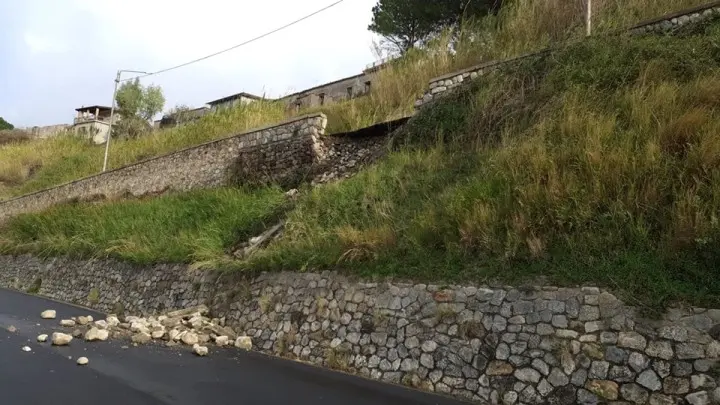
[114,78,165,138]
[369,0,503,53]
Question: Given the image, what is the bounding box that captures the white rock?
[130,322,149,334]
[193,344,209,356]
[41,310,56,319]
[84,327,109,342]
[22,346,31,352]
[168,329,181,341]
[235,336,252,351]
[151,330,166,339]
[51,332,73,346]
[685,391,709,405]
[181,332,199,346]
[37,334,48,342]
[106,315,120,327]
[94,320,108,329]
[60,319,76,327]
[215,336,229,347]
[188,316,204,329]
[77,357,89,365]
[131,332,151,344]
[77,316,93,325]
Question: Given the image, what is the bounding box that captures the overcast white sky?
[0,0,381,127]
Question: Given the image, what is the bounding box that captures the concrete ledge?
[630,0,720,29]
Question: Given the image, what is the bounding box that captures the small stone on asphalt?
[193,344,209,356]
[51,332,73,346]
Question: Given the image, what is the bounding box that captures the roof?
[75,105,112,112]
[163,106,210,120]
[206,92,264,106]
[280,72,368,100]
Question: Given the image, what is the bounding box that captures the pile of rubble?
[37,305,252,359]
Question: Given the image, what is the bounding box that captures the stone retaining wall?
[415,2,720,109]
[0,114,327,223]
[1,254,718,405]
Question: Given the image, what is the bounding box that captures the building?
[17,124,71,139]
[279,55,396,112]
[280,72,373,113]
[206,92,264,113]
[73,105,115,144]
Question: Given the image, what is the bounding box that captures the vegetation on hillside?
[0,117,14,131]
[0,0,707,200]
[0,129,31,146]
[114,78,166,139]
[3,17,720,309]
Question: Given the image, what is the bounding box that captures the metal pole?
[101,69,148,172]
[586,0,592,37]
[102,71,121,172]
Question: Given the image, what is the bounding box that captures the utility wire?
[121,0,346,83]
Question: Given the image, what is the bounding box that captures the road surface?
[0,287,468,405]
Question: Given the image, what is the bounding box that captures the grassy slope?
[3,21,720,309]
[0,187,288,264]
[0,0,707,200]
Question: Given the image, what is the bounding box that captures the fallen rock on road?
[52,332,73,346]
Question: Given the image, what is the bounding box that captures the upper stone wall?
[415,2,720,109]
[0,114,327,223]
[0,254,717,405]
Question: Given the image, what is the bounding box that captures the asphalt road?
[0,287,469,405]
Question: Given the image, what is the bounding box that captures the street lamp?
[102,69,149,172]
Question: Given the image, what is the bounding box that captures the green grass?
[0,187,289,265]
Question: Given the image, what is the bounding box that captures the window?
[364,81,372,93]
[319,93,326,106]
[347,87,354,99]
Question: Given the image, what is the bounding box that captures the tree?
[114,78,165,138]
[369,0,504,54]
[0,117,14,131]
[440,0,504,29]
[369,0,437,54]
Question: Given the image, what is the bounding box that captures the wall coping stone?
[428,49,552,84]
[0,113,326,205]
[630,0,720,29]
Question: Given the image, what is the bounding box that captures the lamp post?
[102,69,149,172]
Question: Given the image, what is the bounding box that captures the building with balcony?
[73,105,116,144]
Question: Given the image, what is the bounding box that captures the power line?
[121,0,346,83]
